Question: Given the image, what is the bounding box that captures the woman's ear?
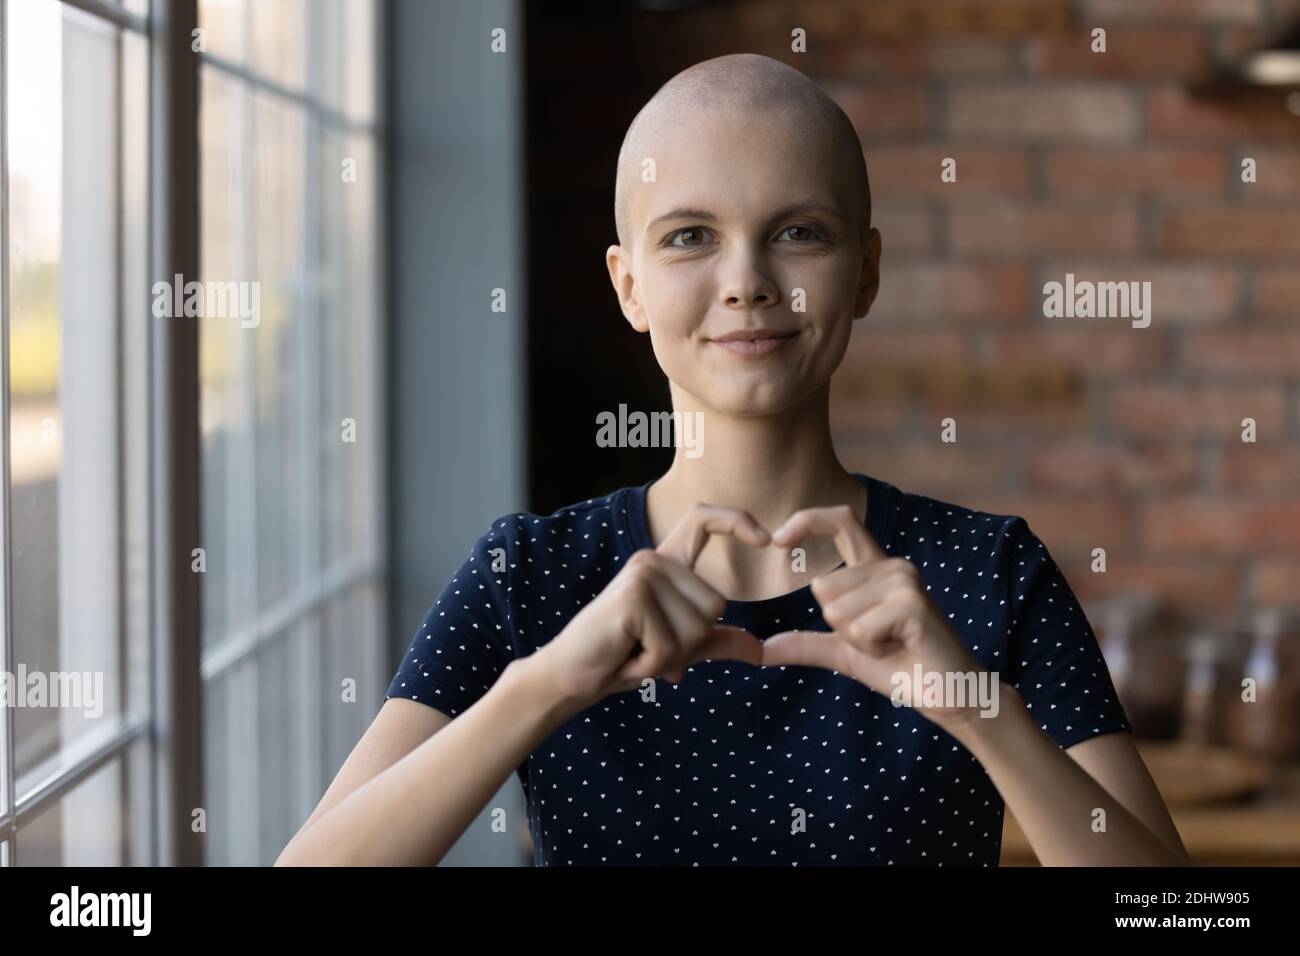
[605,244,650,332]
[852,227,882,320]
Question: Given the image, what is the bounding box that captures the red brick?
[987,329,1167,375]
[1221,446,1300,491]
[949,85,1138,142]
[951,204,1140,256]
[1160,209,1300,257]
[1147,86,1300,141]
[1065,558,1243,615]
[918,388,1094,433]
[1079,0,1264,23]
[843,329,969,366]
[871,202,937,255]
[963,494,1133,556]
[1027,441,1200,493]
[1141,499,1300,555]
[1183,330,1300,374]
[1040,261,1240,324]
[1253,560,1300,604]
[817,39,1018,78]
[1110,383,1287,437]
[1240,149,1300,198]
[824,84,933,136]
[870,262,1030,322]
[828,390,909,432]
[838,439,1010,498]
[1027,27,1211,79]
[867,146,1031,197]
[1045,148,1227,197]
[1255,270,1300,318]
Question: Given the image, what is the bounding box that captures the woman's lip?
[709,332,798,356]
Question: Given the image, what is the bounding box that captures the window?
[1,0,152,867]
[1,0,385,866]
[196,0,385,865]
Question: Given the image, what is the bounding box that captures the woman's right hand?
[534,503,771,711]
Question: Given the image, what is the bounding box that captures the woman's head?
[607,53,881,419]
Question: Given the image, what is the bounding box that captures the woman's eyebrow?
[644,201,844,235]
[645,207,718,233]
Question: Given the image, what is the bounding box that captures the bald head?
[613,54,870,251]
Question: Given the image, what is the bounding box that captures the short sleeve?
[1003,518,1131,750]
[385,519,517,719]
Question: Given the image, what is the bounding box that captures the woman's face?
[608,104,881,418]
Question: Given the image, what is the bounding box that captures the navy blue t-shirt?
[386,472,1130,866]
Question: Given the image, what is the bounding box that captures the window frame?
[0,0,387,866]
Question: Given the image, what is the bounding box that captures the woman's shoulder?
[868,474,1031,539]
[470,482,642,563]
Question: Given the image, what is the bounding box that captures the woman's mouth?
[709,330,800,357]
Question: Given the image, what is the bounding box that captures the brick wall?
[649,0,1300,624]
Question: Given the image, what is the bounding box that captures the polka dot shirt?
[386,472,1131,866]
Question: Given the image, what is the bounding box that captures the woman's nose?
[717,249,782,309]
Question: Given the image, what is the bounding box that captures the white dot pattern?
[386,473,1131,866]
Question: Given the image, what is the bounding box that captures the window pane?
[252,90,307,613]
[6,0,146,779]
[321,589,365,775]
[14,739,146,866]
[202,666,234,865]
[250,0,306,92]
[319,130,377,570]
[197,0,245,64]
[316,0,377,123]
[256,635,292,864]
[199,65,250,650]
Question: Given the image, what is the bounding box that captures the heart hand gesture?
[763,504,994,731]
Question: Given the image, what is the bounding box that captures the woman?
[277,53,1188,867]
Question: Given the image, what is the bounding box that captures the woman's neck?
[644,381,867,599]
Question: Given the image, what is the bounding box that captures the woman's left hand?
[762,504,995,732]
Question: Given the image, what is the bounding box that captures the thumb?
[761,629,846,671]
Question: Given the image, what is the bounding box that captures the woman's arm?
[275,652,583,866]
[942,683,1191,866]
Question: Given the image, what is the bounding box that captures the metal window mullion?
[201,559,381,682]
[294,0,323,822]
[198,50,378,139]
[59,0,148,34]
[364,0,389,713]
[112,12,132,868]
[11,718,147,826]
[234,0,259,862]
[148,0,203,868]
[0,0,16,862]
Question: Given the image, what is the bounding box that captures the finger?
[643,566,713,652]
[648,552,727,622]
[760,629,850,672]
[769,504,882,568]
[617,590,678,682]
[656,503,771,570]
[835,598,914,659]
[817,575,891,630]
[679,624,763,670]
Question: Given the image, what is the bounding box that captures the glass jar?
[1090,593,1183,740]
[1179,624,1248,747]
[1225,607,1300,760]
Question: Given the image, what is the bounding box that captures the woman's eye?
[667,227,710,248]
[778,224,822,242]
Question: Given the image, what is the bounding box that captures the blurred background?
[2,0,1299,867]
